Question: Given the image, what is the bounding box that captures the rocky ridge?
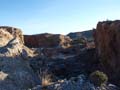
[0,20,120,90]
[67,30,94,41]
[24,33,72,48]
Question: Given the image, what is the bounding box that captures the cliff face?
[0,27,40,90]
[94,20,120,85]
[24,33,72,48]
[0,26,24,44]
[0,29,13,47]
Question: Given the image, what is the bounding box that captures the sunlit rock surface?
[0,28,40,90]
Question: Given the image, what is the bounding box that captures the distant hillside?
[24,33,72,48]
[67,30,94,41]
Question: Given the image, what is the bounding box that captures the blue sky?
[0,0,120,35]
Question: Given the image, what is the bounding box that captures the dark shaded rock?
[30,75,119,90]
[30,47,98,80]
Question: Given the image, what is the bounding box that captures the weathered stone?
[24,33,72,48]
[0,29,40,90]
[94,20,120,85]
[0,26,24,44]
[0,29,13,47]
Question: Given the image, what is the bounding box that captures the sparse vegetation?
[72,38,86,45]
[38,69,52,88]
[89,70,108,86]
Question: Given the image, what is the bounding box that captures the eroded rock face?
[0,28,40,90]
[24,33,72,48]
[0,29,13,47]
[0,26,24,44]
[94,20,120,85]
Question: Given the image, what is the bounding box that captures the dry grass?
[41,73,52,87]
[38,69,52,87]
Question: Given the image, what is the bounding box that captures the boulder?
[94,20,120,85]
[24,33,72,48]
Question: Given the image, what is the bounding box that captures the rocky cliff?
[24,33,72,48]
[0,24,120,90]
[0,27,40,90]
[0,26,24,44]
[94,20,120,85]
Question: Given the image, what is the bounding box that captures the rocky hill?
[67,30,94,41]
[0,21,120,90]
[24,33,72,48]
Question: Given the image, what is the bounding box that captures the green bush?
[89,70,108,86]
[72,38,86,45]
